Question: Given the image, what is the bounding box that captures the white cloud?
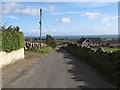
[102,15,118,26]
[53,11,81,15]
[29,29,39,33]
[3,2,22,10]
[52,28,64,32]
[106,23,111,27]
[7,16,18,19]
[112,15,118,20]
[81,12,101,19]
[2,0,119,2]
[51,28,64,35]
[56,17,71,23]
[2,2,40,16]
[52,28,56,32]
[28,28,51,36]
[15,8,39,16]
[102,15,118,23]
[93,27,99,31]
[2,2,22,14]
[49,5,56,12]
[42,29,50,35]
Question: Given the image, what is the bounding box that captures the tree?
[14,26,20,32]
[46,35,56,48]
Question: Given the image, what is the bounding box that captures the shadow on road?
[56,48,115,88]
[56,48,89,88]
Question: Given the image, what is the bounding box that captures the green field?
[103,47,120,52]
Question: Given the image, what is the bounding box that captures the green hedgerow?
[1,26,25,52]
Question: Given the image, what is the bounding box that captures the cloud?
[56,17,71,23]
[102,15,118,26]
[49,5,56,12]
[42,29,50,35]
[28,28,50,36]
[93,27,99,31]
[81,12,101,19]
[53,11,81,15]
[3,2,22,10]
[102,15,118,22]
[7,16,18,19]
[51,28,64,35]
[29,29,39,33]
[2,2,40,16]
[1,0,119,2]
[2,2,22,14]
[52,28,56,32]
[15,8,39,16]
[52,28,63,33]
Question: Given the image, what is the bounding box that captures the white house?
[77,37,102,47]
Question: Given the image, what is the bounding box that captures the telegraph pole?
[39,8,42,49]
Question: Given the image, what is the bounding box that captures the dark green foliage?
[66,44,120,88]
[46,35,56,48]
[0,27,2,51]
[1,26,25,52]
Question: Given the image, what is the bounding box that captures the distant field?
[91,47,120,52]
[103,47,120,52]
[55,39,78,44]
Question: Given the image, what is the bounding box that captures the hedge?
[66,43,120,88]
[0,29,2,51]
[1,26,25,52]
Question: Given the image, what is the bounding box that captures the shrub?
[1,26,25,52]
[46,35,56,48]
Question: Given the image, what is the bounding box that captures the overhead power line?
[43,15,50,35]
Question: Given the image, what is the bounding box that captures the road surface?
[2,49,115,88]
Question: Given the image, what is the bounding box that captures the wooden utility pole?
[39,8,42,49]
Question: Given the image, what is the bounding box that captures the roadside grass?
[25,51,42,59]
[25,46,53,59]
[37,46,53,54]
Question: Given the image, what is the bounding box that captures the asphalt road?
[2,49,115,88]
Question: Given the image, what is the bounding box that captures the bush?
[1,26,25,52]
[46,35,56,48]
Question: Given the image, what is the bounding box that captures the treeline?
[65,43,120,88]
[1,26,25,52]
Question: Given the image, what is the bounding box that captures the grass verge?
[25,46,53,59]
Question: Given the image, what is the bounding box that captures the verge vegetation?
[25,35,54,54]
[65,43,120,88]
[1,26,25,53]
[25,46,53,54]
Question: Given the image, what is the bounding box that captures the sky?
[1,2,118,36]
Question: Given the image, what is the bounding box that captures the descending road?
[2,48,115,88]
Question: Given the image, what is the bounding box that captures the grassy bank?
[65,44,120,88]
[25,46,53,59]
[25,46,53,54]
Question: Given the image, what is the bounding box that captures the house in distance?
[77,37,102,47]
